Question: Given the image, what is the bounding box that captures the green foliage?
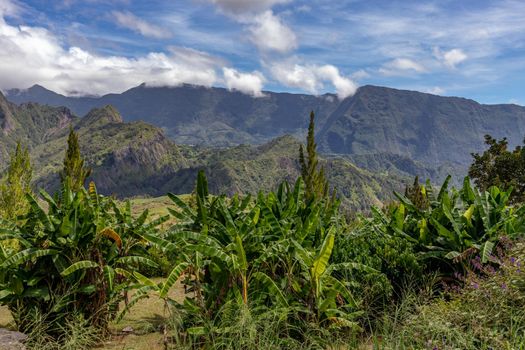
[370,176,524,275]
[378,242,525,349]
[122,171,368,345]
[469,134,525,203]
[332,216,422,315]
[60,128,91,192]
[13,299,99,350]
[299,111,329,201]
[0,181,166,335]
[0,141,32,220]
[168,302,359,350]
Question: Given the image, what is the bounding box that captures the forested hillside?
[7,84,525,181]
[0,93,404,210]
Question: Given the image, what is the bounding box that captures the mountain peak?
[29,84,50,91]
[78,105,123,128]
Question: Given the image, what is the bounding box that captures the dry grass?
[0,278,187,350]
[129,195,192,229]
[129,196,173,219]
[99,277,186,350]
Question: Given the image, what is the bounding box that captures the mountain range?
[2,83,525,211]
[0,91,404,211]
[7,83,525,181]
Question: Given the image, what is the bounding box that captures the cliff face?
[317,86,525,168]
[0,91,77,166]
[29,106,188,197]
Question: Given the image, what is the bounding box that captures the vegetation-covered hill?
[163,135,405,210]
[0,94,404,210]
[0,92,76,164]
[6,84,339,146]
[7,84,525,181]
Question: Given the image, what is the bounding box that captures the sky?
[0,0,524,104]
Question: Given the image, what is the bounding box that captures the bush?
[361,176,525,277]
[332,215,422,317]
[378,242,525,349]
[0,182,166,335]
[123,172,370,346]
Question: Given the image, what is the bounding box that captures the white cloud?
[249,10,297,53]
[113,11,170,39]
[434,47,467,68]
[0,0,22,17]
[269,60,357,99]
[207,0,297,54]
[0,14,224,95]
[222,67,265,97]
[379,58,425,76]
[351,69,370,80]
[208,0,291,16]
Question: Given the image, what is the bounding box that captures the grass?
[128,194,192,228]
[129,196,173,219]
[0,278,186,350]
[99,277,186,349]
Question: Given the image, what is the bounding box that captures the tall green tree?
[299,111,329,201]
[60,127,91,191]
[469,134,525,203]
[0,141,33,220]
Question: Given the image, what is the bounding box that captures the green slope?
[0,95,406,211]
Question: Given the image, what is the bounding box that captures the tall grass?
[166,302,362,350]
[371,243,525,349]
[12,298,100,350]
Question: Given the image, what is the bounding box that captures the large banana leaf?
[61,260,100,276]
[159,262,188,298]
[2,248,58,268]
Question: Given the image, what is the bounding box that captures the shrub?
[124,171,372,345]
[332,214,422,317]
[0,182,166,335]
[379,242,525,349]
[363,176,525,277]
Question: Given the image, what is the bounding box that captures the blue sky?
[0,0,523,104]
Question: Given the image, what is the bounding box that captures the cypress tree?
[299,111,329,201]
[0,141,33,220]
[60,128,91,191]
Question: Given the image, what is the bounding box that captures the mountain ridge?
[6,83,525,182]
[0,92,405,211]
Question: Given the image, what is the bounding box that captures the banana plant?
[163,172,364,332]
[116,262,188,322]
[291,225,372,329]
[386,176,519,271]
[0,181,166,332]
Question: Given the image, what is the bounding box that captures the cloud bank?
[0,5,266,96]
[223,67,265,97]
[269,60,357,99]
